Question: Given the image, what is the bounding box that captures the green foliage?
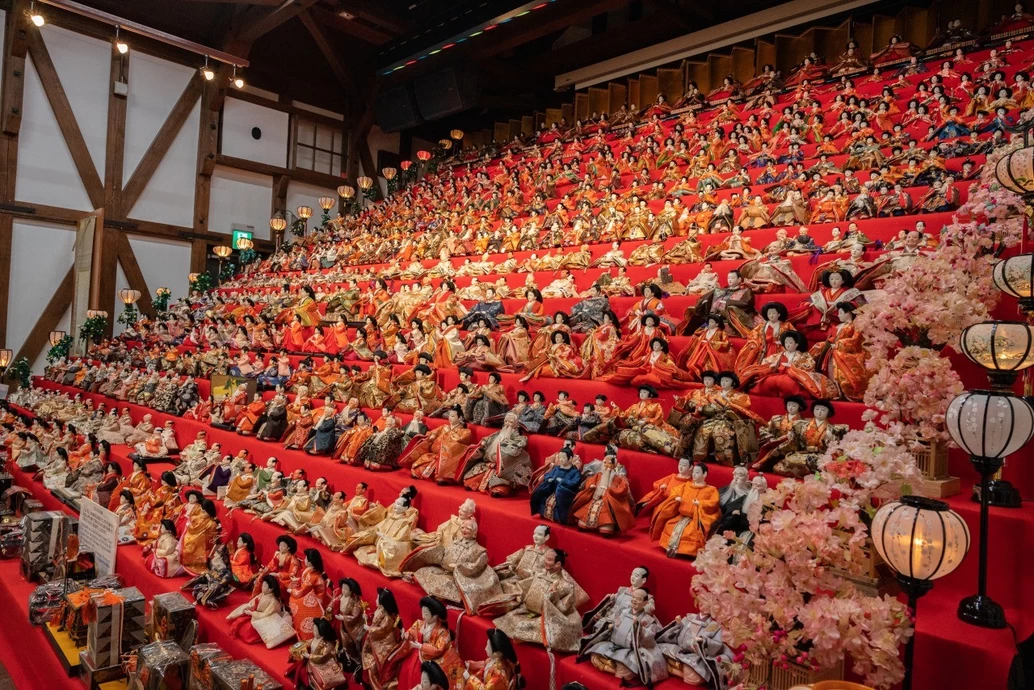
[189,272,214,293]
[239,248,258,266]
[117,303,139,326]
[46,334,73,364]
[7,356,30,388]
[151,288,172,313]
[219,262,237,281]
[78,315,107,344]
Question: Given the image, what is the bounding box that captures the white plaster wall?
[41,24,110,175]
[286,180,339,224]
[209,165,273,240]
[222,97,289,168]
[122,53,198,227]
[15,56,94,210]
[6,220,76,370]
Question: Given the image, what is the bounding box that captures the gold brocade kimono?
[345,507,419,577]
[492,566,589,653]
[308,503,350,550]
[402,537,513,616]
[690,390,762,466]
[765,418,848,477]
[361,606,406,690]
[400,424,475,484]
[464,658,520,690]
[179,511,218,574]
[811,322,870,402]
[651,482,720,558]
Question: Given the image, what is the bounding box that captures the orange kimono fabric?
[569,473,636,534]
[179,511,218,574]
[651,482,720,558]
[398,621,465,689]
[401,426,475,484]
[289,567,327,641]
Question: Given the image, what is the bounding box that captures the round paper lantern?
[318,196,336,211]
[871,495,970,582]
[994,145,1034,195]
[946,390,1034,461]
[213,246,232,259]
[296,206,313,220]
[269,217,287,233]
[416,150,431,161]
[118,288,141,305]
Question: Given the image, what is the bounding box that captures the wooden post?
[104,43,129,218]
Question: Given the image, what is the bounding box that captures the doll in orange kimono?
[236,394,267,435]
[627,338,695,389]
[463,630,523,690]
[293,286,323,327]
[179,498,220,575]
[650,462,720,558]
[397,596,465,690]
[635,457,694,519]
[739,330,841,399]
[288,548,328,641]
[401,408,476,484]
[569,448,637,536]
[677,313,736,380]
[284,406,314,450]
[108,458,153,511]
[134,471,183,545]
[734,302,792,376]
[334,412,375,464]
[230,533,259,588]
[327,316,350,355]
[252,534,303,597]
[519,331,585,381]
[809,301,871,401]
[280,314,308,352]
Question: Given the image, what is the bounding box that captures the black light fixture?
[945,390,1034,628]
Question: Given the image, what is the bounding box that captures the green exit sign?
[232,229,254,250]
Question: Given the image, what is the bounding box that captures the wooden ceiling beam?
[335,0,410,35]
[104,44,129,219]
[309,5,393,45]
[121,72,204,215]
[116,233,157,319]
[299,9,362,105]
[177,0,284,5]
[238,0,320,44]
[13,266,73,366]
[216,153,344,190]
[25,28,105,209]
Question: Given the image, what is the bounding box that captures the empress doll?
[739,330,841,399]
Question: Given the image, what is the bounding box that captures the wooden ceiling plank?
[299,9,361,101]
[120,72,204,215]
[310,5,392,45]
[25,29,106,209]
[238,0,320,44]
[336,0,409,34]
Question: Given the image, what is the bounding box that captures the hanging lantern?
[318,196,336,211]
[0,349,11,369]
[357,176,374,190]
[269,216,287,233]
[959,321,1034,389]
[416,150,431,161]
[49,330,66,347]
[338,185,356,199]
[118,288,141,305]
[213,246,232,259]
[993,254,1034,315]
[450,129,464,140]
[382,167,397,180]
[296,206,313,220]
[86,309,108,319]
[236,237,253,251]
[439,139,453,150]
[400,160,412,171]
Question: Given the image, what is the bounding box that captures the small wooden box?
[747,657,844,690]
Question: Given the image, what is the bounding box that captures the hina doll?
[135,471,182,545]
[494,525,552,593]
[569,446,636,537]
[577,587,668,686]
[650,463,720,558]
[361,588,408,690]
[678,270,759,338]
[585,386,679,456]
[401,408,476,484]
[331,578,367,673]
[357,414,410,472]
[580,312,622,379]
[401,518,511,616]
[303,402,338,455]
[178,498,220,574]
[713,471,767,538]
[253,534,303,597]
[690,372,762,466]
[287,548,328,641]
[143,519,184,577]
[519,331,585,381]
[345,489,420,578]
[657,614,734,686]
[227,574,296,649]
[529,447,583,525]
[461,413,532,497]
[224,462,257,507]
[635,457,694,519]
[397,596,465,689]
[755,400,847,477]
[335,412,375,465]
[463,629,523,690]
[739,330,841,399]
[808,269,861,330]
[286,618,346,689]
[677,314,736,379]
[810,301,871,401]
[492,548,589,653]
[581,567,653,635]
[391,364,443,414]
[231,533,259,588]
[184,543,235,608]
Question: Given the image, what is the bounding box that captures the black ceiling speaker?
[414,63,480,121]
[374,84,423,132]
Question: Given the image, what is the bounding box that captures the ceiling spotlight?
[115,26,128,54]
[201,56,215,81]
[29,0,44,26]
[232,66,244,89]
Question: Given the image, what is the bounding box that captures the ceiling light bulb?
[233,76,244,88]
[202,68,215,81]
[30,12,44,27]
[116,40,128,54]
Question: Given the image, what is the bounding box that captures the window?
[293,117,344,176]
